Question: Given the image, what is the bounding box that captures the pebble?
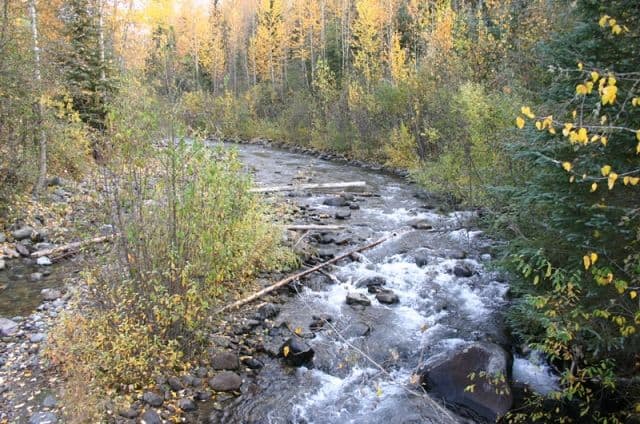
[36,257,52,266]
[30,333,46,343]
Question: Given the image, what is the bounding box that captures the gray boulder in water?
[418,341,513,421]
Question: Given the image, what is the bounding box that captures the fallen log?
[30,234,115,258]
[216,233,394,314]
[285,224,345,231]
[250,181,366,193]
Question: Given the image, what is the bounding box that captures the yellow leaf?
[631,291,637,300]
[283,345,290,357]
[591,71,600,82]
[516,116,525,129]
[629,177,639,186]
[591,182,598,192]
[590,252,598,265]
[294,327,303,335]
[569,175,575,183]
[632,97,639,107]
[562,162,572,172]
[577,62,583,71]
[601,136,608,146]
[535,121,542,130]
[598,15,609,27]
[376,385,383,397]
[601,165,611,176]
[602,85,617,105]
[583,255,591,270]
[585,81,594,93]
[608,172,618,190]
[612,24,622,35]
[549,127,557,135]
[636,130,640,142]
[607,76,617,86]
[521,106,535,119]
[576,84,587,95]
[624,176,630,185]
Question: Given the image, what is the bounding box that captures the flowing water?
[202,143,558,423]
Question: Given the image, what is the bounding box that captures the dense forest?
[0,0,639,422]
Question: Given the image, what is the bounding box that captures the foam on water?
[512,353,560,395]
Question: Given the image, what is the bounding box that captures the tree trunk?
[29,0,47,195]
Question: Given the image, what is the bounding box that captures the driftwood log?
[30,234,115,258]
[250,181,366,193]
[216,234,393,314]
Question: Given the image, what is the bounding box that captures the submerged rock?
[355,276,386,289]
[280,337,314,366]
[453,263,474,278]
[335,210,351,220]
[323,196,348,207]
[376,289,399,304]
[418,341,513,421]
[346,292,371,306]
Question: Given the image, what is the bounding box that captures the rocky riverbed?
[0,142,559,423]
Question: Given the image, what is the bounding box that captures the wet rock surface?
[418,342,513,422]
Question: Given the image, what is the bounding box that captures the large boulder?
[418,342,513,422]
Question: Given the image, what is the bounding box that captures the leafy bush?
[47,81,296,418]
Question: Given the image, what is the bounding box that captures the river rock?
[12,226,35,241]
[37,257,52,266]
[410,219,433,230]
[0,259,5,271]
[211,352,239,370]
[453,263,474,278]
[280,337,314,366]
[142,391,164,407]
[117,407,139,419]
[178,397,197,411]
[30,272,44,281]
[0,233,5,243]
[208,371,242,392]
[346,292,371,306]
[0,317,18,336]
[335,210,351,220]
[167,376,184,391]
[255,303,280,320]
[46,176,62,187]
[323,196,348,207]
[41,289,62,301]
[355,276,386,289]
[42,395,57,408]
[376,289,399,304]
[413,251,430,268]
[418,342,513,422]
[140,409,162,424]
[242,357,264,369]
[16,242,30,257]
[28,412,57,424]
[348,202,360,210]
[343,321,371,338]
[30,333,46,343]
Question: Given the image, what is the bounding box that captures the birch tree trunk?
[29,0,47,195]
